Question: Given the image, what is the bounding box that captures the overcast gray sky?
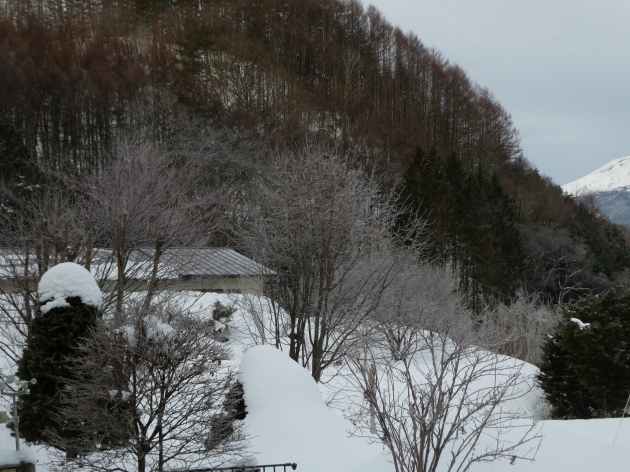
[361,0,630,186]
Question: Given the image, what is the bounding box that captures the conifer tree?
[16,263,101,446]
[538,288,630,418]
[537,333,598,419]
[397,148,525,310]
[396,147,446,256]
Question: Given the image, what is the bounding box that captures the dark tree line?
[397,147,630,308]
[397,148,524,311]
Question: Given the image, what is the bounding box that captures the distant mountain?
[562,157,630,226]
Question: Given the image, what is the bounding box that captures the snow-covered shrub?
[46,300,248,472]
[16,262,101,447]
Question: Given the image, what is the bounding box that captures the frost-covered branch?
[47,301,249,472]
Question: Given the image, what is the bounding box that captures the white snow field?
[3,292,630,471]
[239,345,383,472]
[0,424,39,467]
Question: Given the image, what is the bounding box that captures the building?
[0,248,273,296]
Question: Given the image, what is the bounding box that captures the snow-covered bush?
[16,262,101,447]
[47,300,248,472]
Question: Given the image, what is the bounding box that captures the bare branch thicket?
[347,308,542,472]
[234,293,287,350]
[238,142,428,382]
[0,185,90,363]
[479,295,560,364]
[364,262,462,363]
[0,134,236,360]
[48,301,248,472]
[518,225,607,303]
[73,139,233,319]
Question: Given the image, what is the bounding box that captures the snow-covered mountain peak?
[562,156,630,195]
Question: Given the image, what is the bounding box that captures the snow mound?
[0,425,38,467]
[239,345,384,472]
[144,315,175,344]
[38,262,102,314]
[562,156,630,195]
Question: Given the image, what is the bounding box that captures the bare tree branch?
[237,141,428,381]
[47,299,249,472]
[347,306,542,472]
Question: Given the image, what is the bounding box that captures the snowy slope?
[237,343,630,472]
[562,156,630,195]
[239,345,385,472]
[4,292,630,472]
[562,156,630,225]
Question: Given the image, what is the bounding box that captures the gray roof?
[0,247,273,281]
[131,248,274,278]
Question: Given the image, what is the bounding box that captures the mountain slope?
[562,157,630,226]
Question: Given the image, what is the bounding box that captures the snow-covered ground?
[3,291,630,471]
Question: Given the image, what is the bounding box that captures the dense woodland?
[1,0,629,309]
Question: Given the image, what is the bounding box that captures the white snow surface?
[238,345,384,472]
[562,156,630,195]
[0,425,44,467]
[7,291,630,472]
[38,262,102,313]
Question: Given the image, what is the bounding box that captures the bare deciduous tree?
[367,262,461,362]
[480,295,560,364]
[0,185,89,363]
[48,301,248,472]
[0,137,234,361]
[73,139,232,319]
[238,142,426,382]
[347,307,542,472]
[519,225,604,303]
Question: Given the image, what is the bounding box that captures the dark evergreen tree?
[537,333,598,419]
[397,148,525,310]
[396,147,446,256]
[486,173,526,298]
[537,288,630,418]
[17,292,100,445]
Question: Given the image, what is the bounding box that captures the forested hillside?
[1,0,628,307]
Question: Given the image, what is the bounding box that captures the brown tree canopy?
[0,0,521,174]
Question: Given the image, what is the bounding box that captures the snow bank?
[38,262,102,314]
[0,425,38,467]
[238,345,384,472]
[470,418,630,472]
